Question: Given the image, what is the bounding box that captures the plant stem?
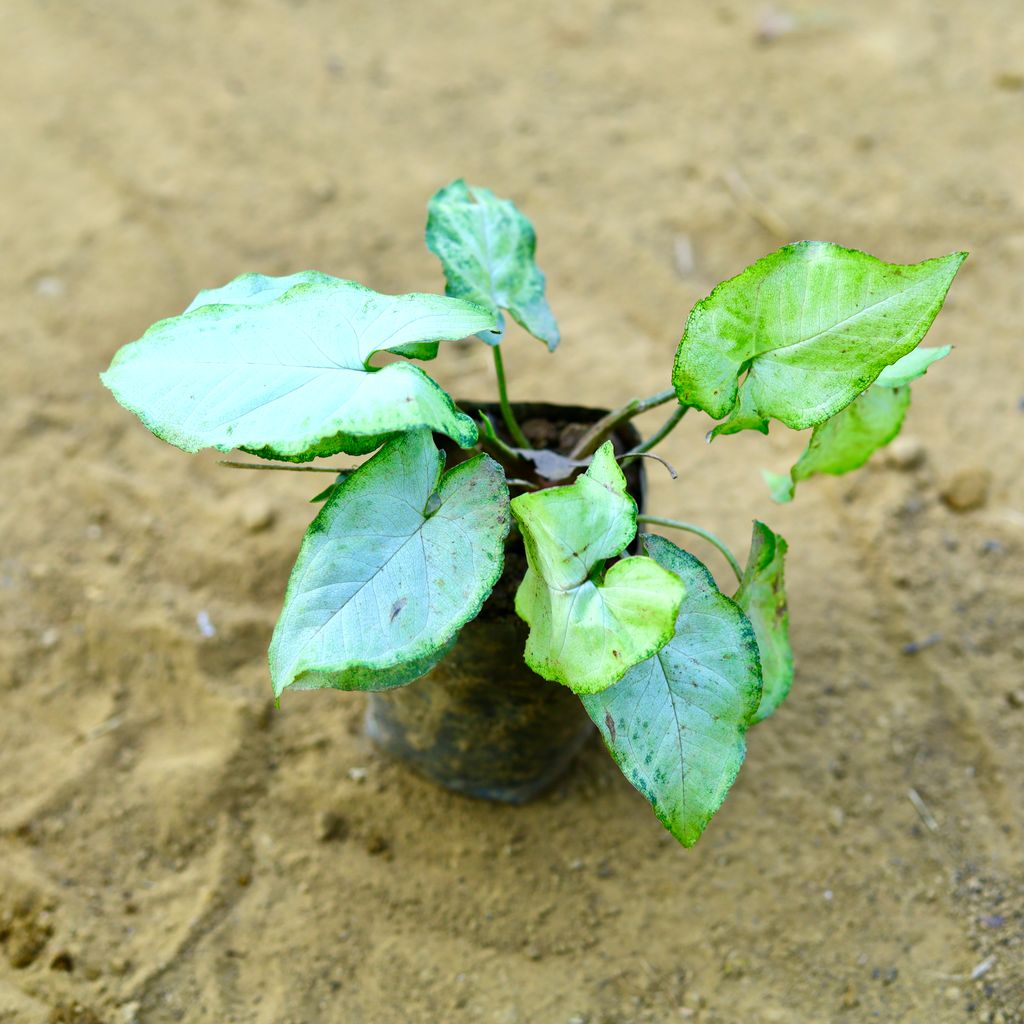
[492,346,531,449]
[476,411,527,466]
[621,404,688,466]
[568,387,678,460]
[218,460,346,473]
[637,514,744,583]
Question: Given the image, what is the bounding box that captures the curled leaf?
[766,344,950,502]
[734,521,792,722]
[511,443,684,694]
[768,386,910,503]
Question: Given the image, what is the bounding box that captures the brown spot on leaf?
[389,597,407,622]
[605,711,616,741]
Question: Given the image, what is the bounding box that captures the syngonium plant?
[102,180,965,846]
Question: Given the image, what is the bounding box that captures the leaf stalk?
[637,514,743,583]
[218,460,347,473]
[492,346,532,449]
[620,404,689,466]
[569,388,679,460]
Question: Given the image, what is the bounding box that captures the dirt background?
[2,1,1023,1021]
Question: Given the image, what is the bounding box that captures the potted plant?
[101,181,964,846]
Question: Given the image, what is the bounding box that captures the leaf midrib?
[752,265,942,360]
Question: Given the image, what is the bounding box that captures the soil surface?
[2,2,1023,1022]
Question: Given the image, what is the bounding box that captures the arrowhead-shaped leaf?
[672,242,965,436]
[582,535,762,847]
[101,272,497,461]
[426,179,559,350]
[734,522,792,722]
[269,430,510,696]
[511,443,684,694]
[766,345,951,502]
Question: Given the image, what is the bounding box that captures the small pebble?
[35,275,66,298]
[995,71,1024,91]
[885,435,926,470]
[941,468,991,512]
[49,951,74,972]
[365,834,390,857]
[239,500,276,533]
[316,811,349,842]
[902,633,941,655]
[673,235,696,277]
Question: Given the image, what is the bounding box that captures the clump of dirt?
[0,893,54,971]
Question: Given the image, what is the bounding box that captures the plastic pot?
[364,403,646,804]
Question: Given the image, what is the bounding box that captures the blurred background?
[2,2,1022,1021]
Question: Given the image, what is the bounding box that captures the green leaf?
[511,443,684,694]
[734,522,792,722]
[765,344,950,502]
[184,271,330,313]
[672,242,965,436]
[269,430,510,696]
[101,272,497,462]
[426,179,559,350]
[874,344,951,387]
[582,535,761,846]
[768,385,911,503]
[186,273,450,363]
[762,469,795,504]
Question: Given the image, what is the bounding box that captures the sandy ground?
[2,1,1023,1021]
